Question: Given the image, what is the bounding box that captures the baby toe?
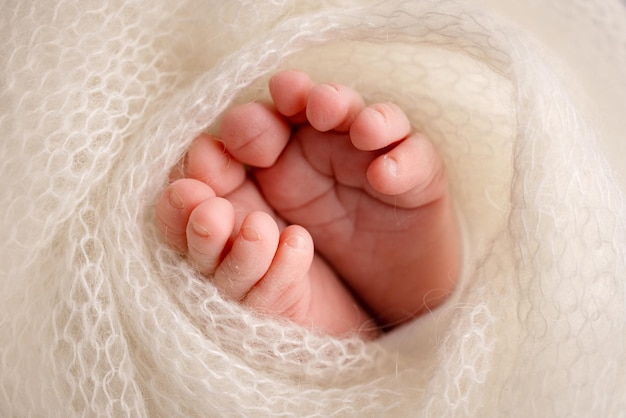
[269,70,314,118]
[306,83,365,132]
[350,102,412,151]
[155,178,216,252]
[211,211,280,300]
[241,225,314,320]
[366,132,447,207]
[186,133,246,196]
[220,102,291,168]
[186,197,235,275]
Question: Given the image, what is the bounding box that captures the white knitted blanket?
[2,0,625,416]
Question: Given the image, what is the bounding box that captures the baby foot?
[156,134,377,338]
[220,70,460,327]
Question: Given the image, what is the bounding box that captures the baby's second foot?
[156,136,377,338]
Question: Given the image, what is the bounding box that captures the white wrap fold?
[1,0,625,416]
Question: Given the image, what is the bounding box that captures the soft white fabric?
[1,0,625,416]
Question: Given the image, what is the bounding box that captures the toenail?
[169,189,184,209]
[384,154,398,177]
[324,83,340,93]
[370,105,388,125]
[241,225,261,242]
[191,221,210,237]
[285,234,305,249]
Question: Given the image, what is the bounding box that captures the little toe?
[306,82,365,132]
[241,225,314,321]
[220,102,291,167]
[186,197,235,275]
[155,178,216,252]
[350,102,412,151]
[211,211,280,301]
[269,70,314,119]
[186,133,246,196]
[366,132,447,207]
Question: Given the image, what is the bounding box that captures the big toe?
[220,102,291,167]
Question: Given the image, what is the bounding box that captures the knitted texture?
[1,0,625,416]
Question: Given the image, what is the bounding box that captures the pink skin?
[155,70,460,339]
